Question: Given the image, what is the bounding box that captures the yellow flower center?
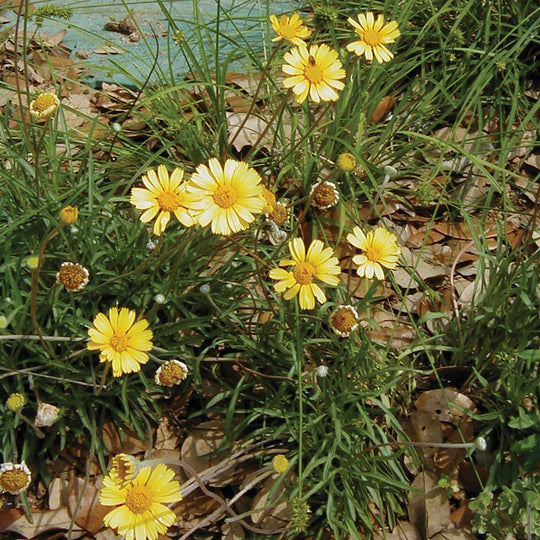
[110,334,129,352]
[293,261,315,285]
[281,24,296,40]
[365,244,382,262]
[1,469,29,492]
[125,485,153,514]
[6,393,25,412]
[363,29,382,47]
[156,190,181,212]
[304,56,323,84]
[32,94,57,112]
[213,185,238,208]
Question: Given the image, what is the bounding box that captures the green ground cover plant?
[0,0,539,538]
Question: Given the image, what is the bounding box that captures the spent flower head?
[282,44,345,104]
[6,393,25,412]
[347,226,400,279]
[0,462,31,494]
[269,237,341,310]
[329,305,359,337]
[35,402,60,427]
[155,360,188,387]
[310,180,340,211]
[188,158,264,235]
[130,165,196,236]
[347,12,400,63]
[87,307,153,377]
[29,92,60,121]
[56,262,89,292]
[100,463,182,540]
[270,13,311,47]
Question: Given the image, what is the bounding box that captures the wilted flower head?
[267,202,289,226]
[270,13,311,47]
[56,262,89,292]
[310,180,340,211]
[59,205,78,225]
[6,393,25,412]
[108,454,139,484]
[261,187,277,213]
[35,402,60,427]
[155,360,188,387]
[329,305,359,337]
[29,92,60,121]
[272,454,290,473]
[0,462,31,494]
[336,152,357,172]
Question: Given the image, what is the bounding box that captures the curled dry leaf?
[370,95,395,124]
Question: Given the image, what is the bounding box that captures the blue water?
[5,0,300,86]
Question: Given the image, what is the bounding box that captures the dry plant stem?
[226,235,273,269]
[15,410,45,438]
[228,44,281,148]
[94,361,110,395]
[30,224,63,359]
[177,459,286,537]
[0,334,84,341]
[449,239,476,348]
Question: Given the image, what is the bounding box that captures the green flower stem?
[294,298,304,497]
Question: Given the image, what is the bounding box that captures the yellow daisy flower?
[269,237,341,310]
[187,158,264,236]
[130,165,196,236]
[282,44,346,104]
[87,307,153,378]
[270,13,311,47]
[346,12,400,63]
[100,463,182,540]
[347,226,401,279]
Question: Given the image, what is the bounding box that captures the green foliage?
[0,0,538,537]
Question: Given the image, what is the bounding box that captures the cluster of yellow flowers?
[99,455,182,540]
[273,11,400,104]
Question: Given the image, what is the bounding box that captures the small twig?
[178,460,286,538]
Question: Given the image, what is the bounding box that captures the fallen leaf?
[415,389,475,423]
[408,471,451,539]
[431,528,477,539]
[4,507,84,537]
[67,476,110,534]
[373,521,422,540]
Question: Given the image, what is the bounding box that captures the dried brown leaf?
[67,476,109,534]
[408,471,451,538]
[3,507,84,537]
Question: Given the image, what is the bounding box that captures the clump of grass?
[0,0,538,537]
